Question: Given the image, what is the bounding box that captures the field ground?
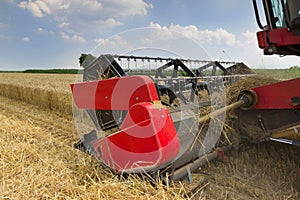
[0,72,300,199]
[0,96,182,199]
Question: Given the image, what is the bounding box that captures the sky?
[0,0,299,70]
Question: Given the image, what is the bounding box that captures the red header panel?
[71,75,159,110]
[92,102,180,172]
[252,78,300,110]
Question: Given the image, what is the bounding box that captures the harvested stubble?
[0,73,299,199]
[0,96,186,199]
[200,142,300,199]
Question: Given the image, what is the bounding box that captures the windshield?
[270,0,286,28]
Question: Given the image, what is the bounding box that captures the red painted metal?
[92,102,180,172]
[252,78,300,109]
[257,28,300,49]
[71,75,180,172]
[70,75,159,110]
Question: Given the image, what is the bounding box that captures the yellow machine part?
[271,125,300,140]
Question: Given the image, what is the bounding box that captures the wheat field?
[0,73,76,115]
[0,72,299,199]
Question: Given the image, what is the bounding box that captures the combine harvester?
[70,0,300,183]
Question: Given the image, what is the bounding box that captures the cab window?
[270,0,285,28]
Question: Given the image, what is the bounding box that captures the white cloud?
[72,34,86,43]
[242,31,256,44]
[127,23,298,68]
[149,22,242,47]
[91,34,134,55]
[37,27,55,35]
[106,0,153,16]
[22,36,30,42]
[60,32,86,43]
[18,0,153,37]
[35,0,51,15]
[238,30,300,68]
[94,35,129,48]
[98,18,124,28]
[18,1,45,17]
[60,32,70,40]
[18,0,66,17]
[59,22,69,28]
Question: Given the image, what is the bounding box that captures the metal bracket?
[185,167,193,183]
[292,96,300,107]
[257,114,267,132]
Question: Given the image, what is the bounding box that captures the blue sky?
[0,0,299,70]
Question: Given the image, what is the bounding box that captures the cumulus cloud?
[72,34,86,43]
[18,0,70,17]
[132,23,297,67]
[59,22,69,28]
[37,27,55,35]
[18,0,153,38]
[22,36,30,42]
[149,22,242,47]
[60,32,86,43]
[90,23,267,66]
[93,35,130,49]
[60,32,70,40]
[142,22,284,64]
[98,18,124,28]
[88,23,244,61]
[18,1,45,17]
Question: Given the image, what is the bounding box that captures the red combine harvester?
[242,0,300,145]
[71,0,300,182]
[253,0,300,55]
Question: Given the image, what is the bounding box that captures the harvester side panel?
[71,75,159,110]
[92,102,180,173]
[251,78,300,109]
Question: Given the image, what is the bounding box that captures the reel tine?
[134,57,137,69]
[148,57,151,72]
[127,57,130,70]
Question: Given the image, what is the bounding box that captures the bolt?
[136,96,139,100]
